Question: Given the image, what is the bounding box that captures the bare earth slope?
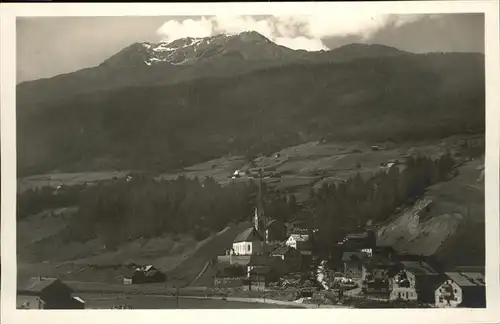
[377,156,485,268]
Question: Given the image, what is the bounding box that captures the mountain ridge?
[16,31,413,106]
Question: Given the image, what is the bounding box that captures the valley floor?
[16,135,485,301]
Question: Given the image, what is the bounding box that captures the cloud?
[156,14,438,51]
[156,17,214,40]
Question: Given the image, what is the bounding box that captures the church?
[230,171,286,256]
[215,171,289,286]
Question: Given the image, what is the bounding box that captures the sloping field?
[17,207,78,250]
[168,222,251,286]
[17,216,250,284]
[377,156,485,268]
[18,171,131,193]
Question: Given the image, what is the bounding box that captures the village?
[16,167,486,310]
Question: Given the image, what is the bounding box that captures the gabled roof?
[266,219,282,228]
[445,272,485,287]
[414,273,448,300]
[288,234,309,242]
[400,261,439,275]
[233,227,264,243]
[18,277,72,294]
[346,232,369,240]
[364,254,396,268]
[271,245,293,256]
[72,296,85,304]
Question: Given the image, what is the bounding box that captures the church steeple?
[254,169,267,239]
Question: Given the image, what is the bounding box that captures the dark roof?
[364,254,396,268]
[400,261,439,276]
[342,251,368,262]
[266,219,278,227]
[271,245,293,256]
[373,246,396,254]
[414,273,448,302]
[452,266,485,275]
[346,232,369,240]
[233,227,264,243]
[445,272,485,287]
[393,254,444,272]
[18,277,72,294]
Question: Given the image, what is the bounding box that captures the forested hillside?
[17,53,484,176]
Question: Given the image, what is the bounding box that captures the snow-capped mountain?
[101,31,300,68]
[17,31,410,106]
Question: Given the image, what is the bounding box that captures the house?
[342,251,369,280]
[389,268,418,301]
[445,272,486,308]
[232,227,264,255]
[397,260,447,306]
[17,277,84,309]
[231,169,247,179]
[127,265,166,284]
[339,230,376,251]
[362,255,397,295]
[270,246,302,272]
[286,233,311,251]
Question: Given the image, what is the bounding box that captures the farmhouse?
[445,272,486,307]
[285,233,311,250]
[124,265,166,284]
[389,268,418,301]
[398,260,449,306]
[17,277,84,309]
[362,254,397,295]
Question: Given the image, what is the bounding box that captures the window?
[247,244,251,252]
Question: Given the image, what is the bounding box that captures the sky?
[17,13,484,83]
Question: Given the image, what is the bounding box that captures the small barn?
[129,265,166,284]
[17,277,84,309]
[445,272,486,308]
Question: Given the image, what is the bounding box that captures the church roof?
[233,227,264,243]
